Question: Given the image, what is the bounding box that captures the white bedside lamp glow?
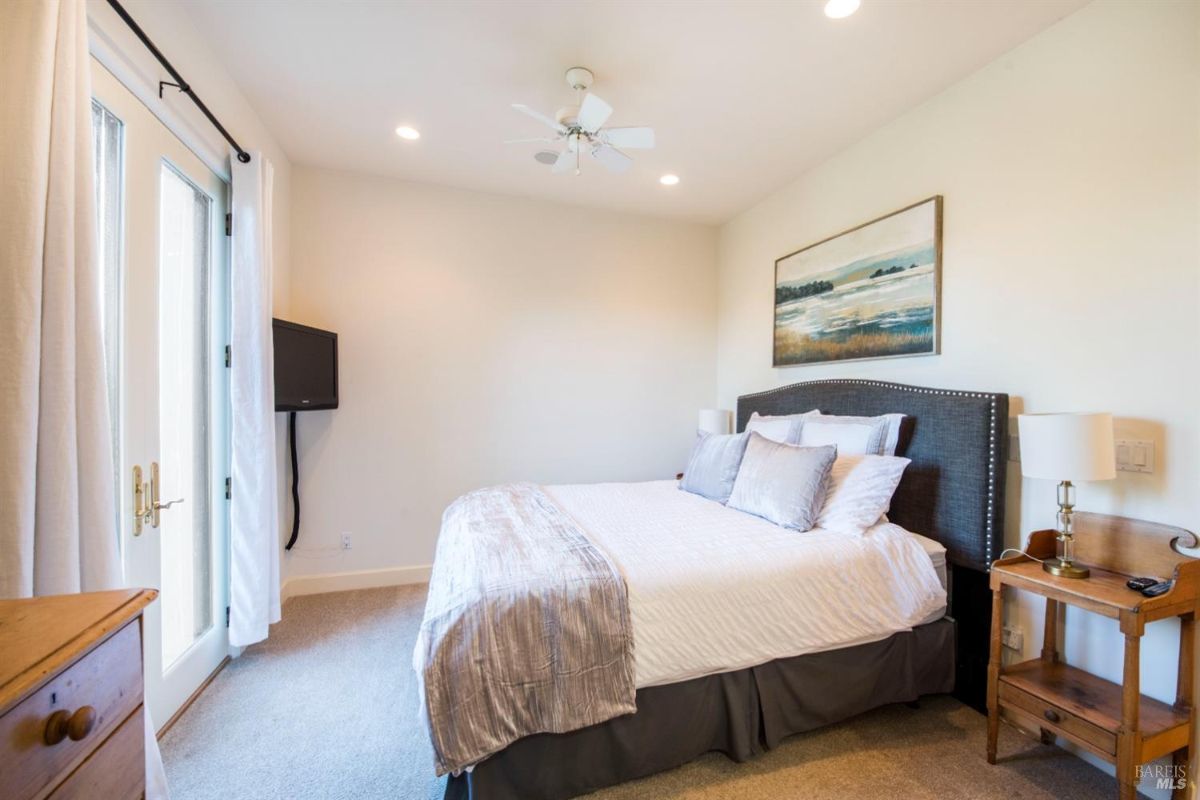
[698,409,732,437]
[1018,412,1116,579]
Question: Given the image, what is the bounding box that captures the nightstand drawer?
[49,705,144,800]
[999,678,1116,756]
[0,621,143,800]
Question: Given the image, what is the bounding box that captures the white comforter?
[546,480,947,688]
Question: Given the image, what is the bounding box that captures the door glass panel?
[159,163,213,669]
[91,100,123,546]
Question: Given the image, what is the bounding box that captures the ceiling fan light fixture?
[659,174,680,186]
[824,0,860,19]
[509,66,654,177]
[395,125,421,140]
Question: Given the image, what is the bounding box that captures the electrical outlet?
[1001,626,1024,652]
[341,533,352,551]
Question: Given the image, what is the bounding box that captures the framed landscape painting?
[774,196,942,367]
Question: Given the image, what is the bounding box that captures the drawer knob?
[1043,709,1061,724]
[43,706,97,746]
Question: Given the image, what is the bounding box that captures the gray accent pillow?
[727,433,838,530]
[679,432,751,503]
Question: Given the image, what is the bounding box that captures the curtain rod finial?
[237,152,251,164]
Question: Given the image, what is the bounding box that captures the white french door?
[91,59,231,731]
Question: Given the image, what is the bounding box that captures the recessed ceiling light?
[395,126,420,141]
[824,0,860,19]
[659,174,680,186]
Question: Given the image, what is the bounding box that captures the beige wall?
[716,0,1198,790]
[285,166,717,579]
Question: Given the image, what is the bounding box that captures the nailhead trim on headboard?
[736,379,1007,572]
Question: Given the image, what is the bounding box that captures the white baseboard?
[281,565,432,604]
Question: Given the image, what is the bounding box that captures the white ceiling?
[179,0,1087,224]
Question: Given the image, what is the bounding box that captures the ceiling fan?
[507,67,655,176]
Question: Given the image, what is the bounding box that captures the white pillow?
[798,413,906,456]
[817,454,911,534]
[744,409,820,445]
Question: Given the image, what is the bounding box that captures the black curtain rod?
[105,0,251,164]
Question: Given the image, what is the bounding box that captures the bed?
[417,379,1008,800]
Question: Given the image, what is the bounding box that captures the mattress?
[546,480,948,688]
[910,529,949,626]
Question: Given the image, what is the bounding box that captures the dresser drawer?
[49,705,144,800]
[999,677,1117,757]
[0,621,143,800]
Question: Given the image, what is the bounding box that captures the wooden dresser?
[0,589,157,800]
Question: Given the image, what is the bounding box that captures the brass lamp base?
[1043,558,1090,579]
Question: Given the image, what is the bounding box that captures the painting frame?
[772,195,943,368]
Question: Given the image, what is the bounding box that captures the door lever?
[132,463,186,534]
[150,462,185,529]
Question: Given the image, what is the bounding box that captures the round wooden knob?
[44,709,70,745]
[1043,708,1060,724]
[67,706,96,741]
[43,706,97,746]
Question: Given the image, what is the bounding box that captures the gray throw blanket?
[413,483,636,775]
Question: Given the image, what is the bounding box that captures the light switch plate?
[1115,439,1155,473]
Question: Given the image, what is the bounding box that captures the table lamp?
[1018,412,1116,578]
[698,409,732,436]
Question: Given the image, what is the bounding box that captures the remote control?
[1127,577,1158,591]
[1141,581,1173,598]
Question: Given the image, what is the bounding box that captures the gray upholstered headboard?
[737,379,1008,572]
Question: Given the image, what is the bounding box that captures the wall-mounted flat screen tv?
[273,319,338,411]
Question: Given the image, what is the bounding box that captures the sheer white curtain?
[229,152,281,647]
[0,2,167,796]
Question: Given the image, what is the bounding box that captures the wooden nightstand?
[987,512,1199,799]
[0,589,157,800]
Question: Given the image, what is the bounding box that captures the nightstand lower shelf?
[999,659,1190,763]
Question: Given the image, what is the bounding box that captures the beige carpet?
[161,586,1120,799]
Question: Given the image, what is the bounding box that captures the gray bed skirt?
[443,617,955,800]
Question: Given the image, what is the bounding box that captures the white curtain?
[1,0,119,597]
[229,152,281,648]
[0,1,168,797]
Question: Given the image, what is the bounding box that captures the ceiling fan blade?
[602,127,655,149]
[577,93,613,133]
[504,136,560,144]
[512,104,567,134]
[551,149,577,174]
[591,143,632,174]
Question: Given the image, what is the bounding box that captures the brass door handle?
[133,465,151,536]
[149,462,183,528]
[133,462,184,534]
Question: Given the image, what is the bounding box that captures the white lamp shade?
[1018,412,1116,482]
[698,409,732,436]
